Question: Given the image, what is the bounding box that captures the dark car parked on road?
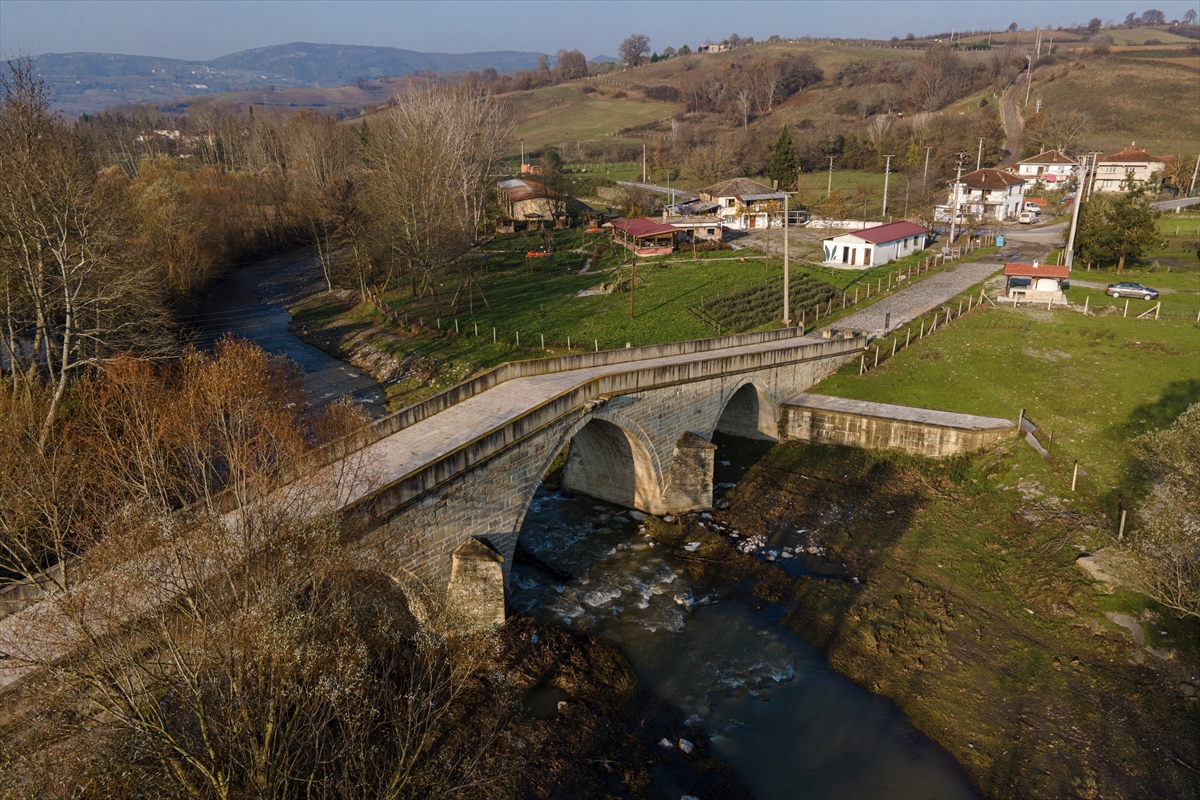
[1106,281,1158,300]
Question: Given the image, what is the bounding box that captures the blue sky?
[3,0,1197,60]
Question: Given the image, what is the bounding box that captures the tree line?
[2,58,513,451]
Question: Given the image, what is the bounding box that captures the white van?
[1018,211,1038,224]
[1022,202,1042,214]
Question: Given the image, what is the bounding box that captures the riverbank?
[643,438,1200,799]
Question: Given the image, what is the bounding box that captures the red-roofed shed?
[1003,262,1069,304]
[821,221,929,268]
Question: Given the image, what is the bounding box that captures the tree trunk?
[1117,254,1125,274]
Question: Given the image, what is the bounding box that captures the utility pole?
[1024,54,1033,106]
[882,154,895,217]
[1190,153,1200,197]
[1088,151,1101,200]
[923,146,932,185]
[783,191,790,325]
[642,143,647,183]
[950,153,967,248]
[520,138,525,171]
[976,137,984,171]
[827,154,835,196]
[1065,154,1088,269]
[629,252,636,318]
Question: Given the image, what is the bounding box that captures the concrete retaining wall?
[781,394,1015,457]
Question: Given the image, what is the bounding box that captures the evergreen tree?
[1074,181,1163,273]
[766,126,798,191]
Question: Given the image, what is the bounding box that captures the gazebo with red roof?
[610,217,679,256]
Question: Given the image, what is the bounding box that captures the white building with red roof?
[821,220,929,269]
[1092,144,1172,194]
[938,168,1027,223]
[1017,151,1078,187]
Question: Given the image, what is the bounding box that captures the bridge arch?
[559,412,665,511]
[713,378,779,441]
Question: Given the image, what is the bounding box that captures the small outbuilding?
[1002,261,1069,304]
[495,216,515,235]
[610,217,678,256]
[821,220,928,269]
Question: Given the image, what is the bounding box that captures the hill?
[30,43,546,115]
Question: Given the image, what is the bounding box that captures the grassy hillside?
[1030,57,1199,154]
[507,85,675,151]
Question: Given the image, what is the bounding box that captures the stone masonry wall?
[352,350,855,588]
[781,405,1013,457]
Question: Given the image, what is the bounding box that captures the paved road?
[1151,196,1200,211]
[615,180,679,197]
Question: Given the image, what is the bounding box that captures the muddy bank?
[645,441,1200,800]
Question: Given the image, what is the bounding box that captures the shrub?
[580,84,597,94]
[644,85,681,102]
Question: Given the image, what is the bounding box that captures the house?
[1016,151,1078,188]
[1091,144,1172,194]
[821,221,929,269]
[1002,261,1068,304]
[661,214,725,243]
[697,178,788,230]
[610,218,678,256]
[938,168,1026,223]
[497,178,562,218]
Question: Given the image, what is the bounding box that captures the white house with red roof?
[938,168,1027,223]
[821,220,929,269]
[1092,144,1172,194]
[1016,151,1078,187]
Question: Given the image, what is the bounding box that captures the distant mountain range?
[30,42,551,115]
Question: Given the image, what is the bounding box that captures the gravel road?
[819,260,1004,337]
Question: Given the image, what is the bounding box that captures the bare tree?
[556,49,588,81]
[1125,403,1200,619]
[1,58,170,451]
[619,34,652,68]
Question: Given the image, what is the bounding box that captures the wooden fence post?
[1118,508,1127,540]
[1018,408,1025,431]
[567,336,571,351]
[1154,301,1160,320]
[919,320,925,338]
[860,354,865,374]
[595,339,599,352]
[906,328,911,347]
[1123,299,1129,318]
[874,345,880,367]
[1071,461,1079,492]
[1083,296,1088,315]
[493,327,497,343]
[892,338,897,357]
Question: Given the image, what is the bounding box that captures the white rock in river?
[683,541,701,552]
[659,738,674,749]
[662,514,676,523]
[629,510,648,521]
[678,738,694,754]
[674,592,694,611]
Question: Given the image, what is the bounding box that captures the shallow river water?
[192,250,387,417]
[511,470,980,799]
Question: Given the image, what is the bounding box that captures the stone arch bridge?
[333,329,867,597]
[0,330,868,683]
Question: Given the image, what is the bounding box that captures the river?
[201,251,977,799]
[511,437,981,800]
[192,249,388,417]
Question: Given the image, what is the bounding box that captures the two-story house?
[697,178,788,230]
[1016,151,1078,188]
[1091,144,1171,193]
[938,168,1027,223]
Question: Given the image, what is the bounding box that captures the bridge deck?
[785,394,1015,431]
[342,333,835,510]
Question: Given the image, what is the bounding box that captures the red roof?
[1099,145,1167,164]
[611,218,678,238]
[956,168,1026,191]
[1020,150,1077,166]
[850,221,928,245]
[1003,262,1069,279]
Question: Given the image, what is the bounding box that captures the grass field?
[811,303,1200,491]
[1032,58,1200,155]
[290,227,993,407]
[1105,27,1197,45]
[507,85,675,151]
